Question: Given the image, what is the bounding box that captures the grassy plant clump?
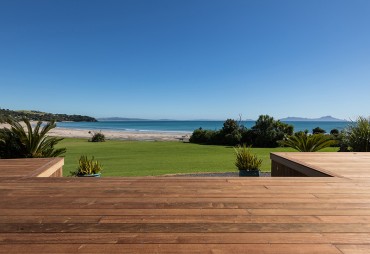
[234,145,262,171]
[89,131,105,142]
[343,116,370,152]
[70,155,103,176]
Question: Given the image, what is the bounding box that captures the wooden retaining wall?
[271,160,307,177]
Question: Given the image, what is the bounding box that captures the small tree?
[221,119,240,135]
[312,127,326,134]
[330,129,339,136]
[252,115,293,147]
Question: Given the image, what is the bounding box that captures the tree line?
[0,108,97,122]
[190,115,294,147]
[189,115,370,152]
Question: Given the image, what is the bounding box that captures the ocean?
[56,120,350,134]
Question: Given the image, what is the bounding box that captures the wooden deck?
[0,158,64,178]
[271,152,370,179]
[1,154,370,253]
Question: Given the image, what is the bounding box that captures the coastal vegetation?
[0,108,97,122]
[342,116,370,152]
[190,115,293,147]
[0,117,66,158]
[189,115,370,153]
[2,115,367,176]
[89,131,106,142]
[57,138,338,176]
[279,132,337,152]
[312,126,326,134]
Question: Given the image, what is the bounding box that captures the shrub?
[312,127,326,134]
[328,129,342,147]
[89,131,105,142]
[342,116,370,152]
[190,128,215,144]
[223,130,242,146]
[279,133,337,152]
[234,145,262,171]
[0,128,25,158]
[190,120,242,146]
[70,155,103,176]
[0,117,66,158]
[330,129,339,136]
[190,116,293,147]
[219,119,243,145]
[294,130,309,137]
[240,129,255,145]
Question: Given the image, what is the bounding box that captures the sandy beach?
[49,128,190,141]
[0,122,190,141]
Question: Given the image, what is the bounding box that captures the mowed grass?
[57,138,339,177]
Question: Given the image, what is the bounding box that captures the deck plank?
[0,243,342,254]
[1,232,370,244]
[1,154,370,253]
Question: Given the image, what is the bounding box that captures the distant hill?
[98,117,191,121]
[98,117,151,121]
[280,116,347,122]
[0,108,97,122]
[98,117,256,121]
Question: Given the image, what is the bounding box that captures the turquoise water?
[57,120,350,133]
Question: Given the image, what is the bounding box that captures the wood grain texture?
[0,158,64,178]
[1,154,370,253]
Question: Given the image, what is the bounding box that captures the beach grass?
[58,138,338,177]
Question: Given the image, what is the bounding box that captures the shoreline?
[50,127,191,141]
[0,122,191,141]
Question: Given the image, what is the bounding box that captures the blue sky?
[0,0,369,120]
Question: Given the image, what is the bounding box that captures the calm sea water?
[56,121,350,133]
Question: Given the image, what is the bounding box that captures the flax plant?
[343,116,370,152]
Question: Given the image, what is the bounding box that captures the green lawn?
[57,138,338,177]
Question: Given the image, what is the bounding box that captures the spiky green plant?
[70,155,103,176]
[343,116,370,152]
[234,145,262,171]
[1,117,66,158]
[280,133,337,152]
[0,128,24,158]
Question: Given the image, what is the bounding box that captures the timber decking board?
[271,152,370,179]
[0,158,63,177]
[0,243,342,254]
[1,154,370,253]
